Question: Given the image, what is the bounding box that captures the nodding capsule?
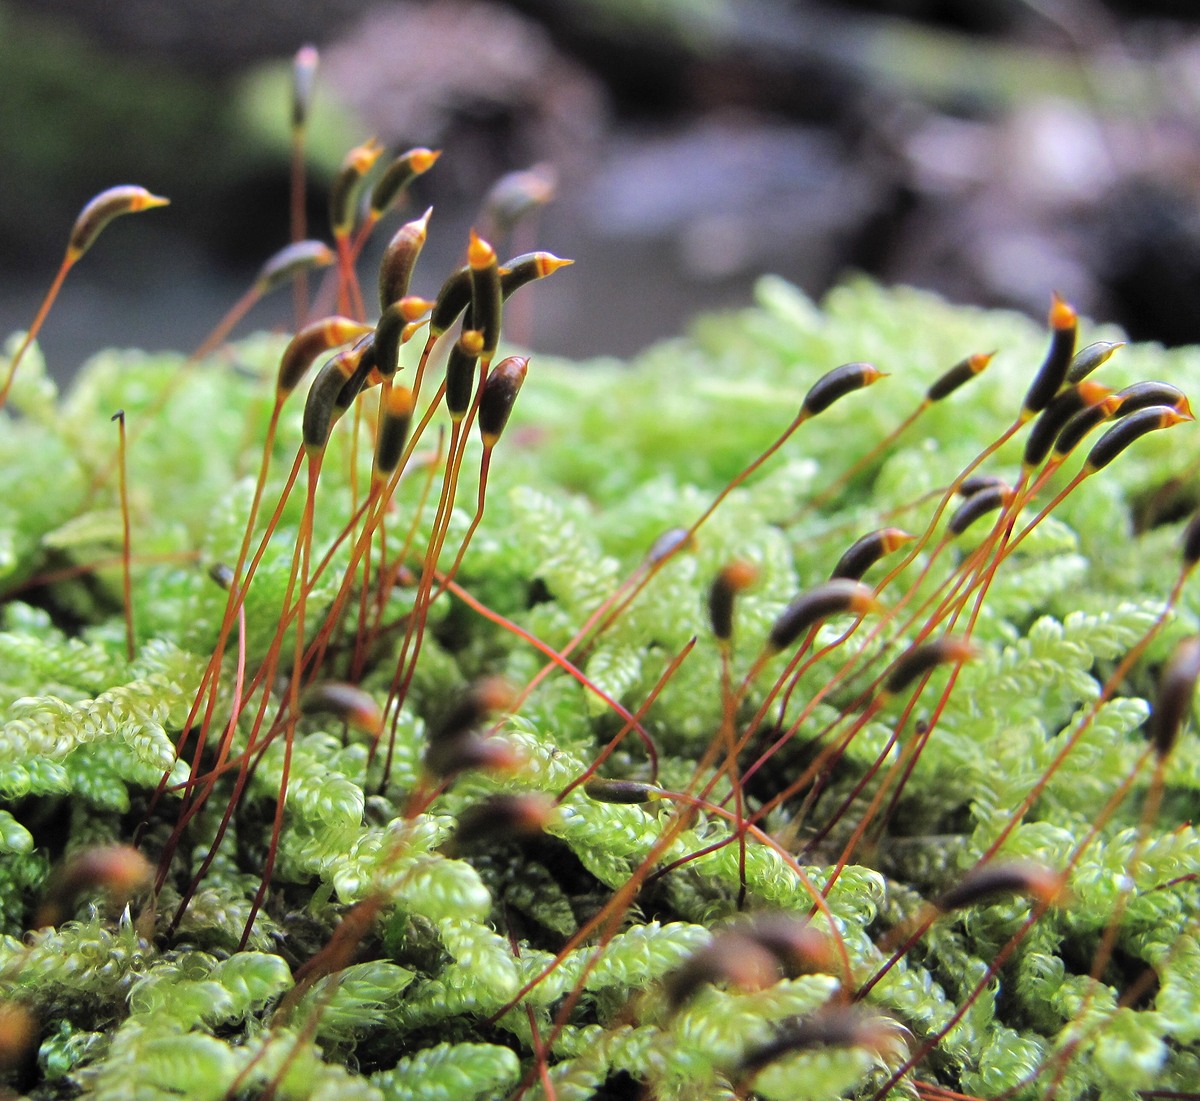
[665,932,780,1010]
[333,335,378,415]
[298,682,384,735]
[1021,293,1077,419]
[34,844,153,928]
[1065,340,1125,384]
[302,342,368,452]
[883,636,976,696]
[468,230,502,355]
[378,208,432,312]
[1052,394,1124,458]
[958,474,1009,498]
[766,579,879,655]
[368,148,440,221]
[1023,381,1114,471]
[431,677,516,746]
[424,733,523,779]
[1183,508,1200,571]
[291,44,319,129]
[277,316,373,397]
[1147,635,1200,760]
[830,528,913,582]
[373,385,415,483]
[947,483,1012,536]
[925,351,993,404]
[429,266,472,338]
[445,329,485,420]
[1084,405,1191,474]
[67,185,170,261]
[448,792,555,851]
[375,295,435,379]
[742,914,836,977]
[483,164,557,235]
[933,862,1064,913]
[329,139,384,237]
[478,355,529,448]
[1112,380,1194,420]
[739,1008,897,1073]
[254,240,336,297]
[708,560,759,643]
[801,362,888,418]
[646,527,694,564]
[583,778,663,804]
[499,251,574,297]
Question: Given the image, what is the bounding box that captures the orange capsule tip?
[411,149,442,173]
[720,560,759,592]
[350,138,385,172]
[398,295,435,322]
[1049,292,1077,330]
[460,329,485,355]
[970,351,995,372]
[468,229,497,269]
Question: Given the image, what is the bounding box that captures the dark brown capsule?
[33,844,153,928]
[208,562,235,590]
[1112,380,1194,420]
[66,185,169,261]
[947,483,1011,536]
[740,1008,896,1073]
[1021,294,1077,419]
[302,343,367,452]
[801,362,887,418]
[254,240,336,297]
[368,148,440,220]
[449,792,554,850]
[583,778,663,804]
[743,914,836,978]
[329,139,384,238]
[291,44,319,129]
[1065,340,1124,384]
[883,636,976,696]
[373,385,415,483]
[333,335,378,415]
[0,1002,37,1074]
[830,528,913,582]
[478,355,529,448]
[298,682,384,735]
[445,329,485,421]
[429,266,472,338]
[424,733,523,779]
[377,208,432,312]
[958,474,1009,498]
[1022,381,1113,471]
[708,560,759,643]
[1084,406,1190,473]
[766,579,879,655]
[665,932,780,1010]
[934,862,1064,912]
[1052,394,1124,458]
[467,231,503,356]
[431,677,516,746]
[1183,508,1200,571]
[277,316,373,397]
[1147,635,1200,760]
[499,252,573,298]
[925,351,992,404]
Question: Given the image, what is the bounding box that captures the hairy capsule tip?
[934,862,1064,913]
[277,316,373,396]
[947,483,1011,536]
[67,185,169,260]
[883,636,976,696]
[1148,635,1200,760]
[34,844,153,929]
[708,560,759,642]
[1021,293,1078,418]
[766,578,879,655]
[378,207,432,311]
[291,44,319,128]
[925,351,993,404]
[1085,405,1189,474]
[1113,380,1194,420]
[479,355,529,448]
[449,792,555,851]
[583,778,663,804]
[740,1008,898,1073]
[665,932,780,1010]
[424,733,523,779]
[255,240,336,296]
[369,149,441,218]
[373,384,415,482]
[801,362,887,418]
[1066,340,1124,384]
[298,682,384,735]
[208,562,235,590]
[830,527,913,581]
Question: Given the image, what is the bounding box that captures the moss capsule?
[291,44,319,129]
[1111,380,1193,419]
[66,185,169,261]
[830,528,913,581]
[468,230,502,355]
[449,792,554,850]
[801,362,887,418]
[1021,293,1077,419]
[925,351,992,404]
[665,932,780,1010]
[1147,635,1200,760]
[329,139,384,238]
[1023,381,1113,471]
[884,637,976,696]
[302,342,368,452]
[934,862,1064,912]
[483,164,557,235]
[298,682,384,735]
[277,316,373,397]
[1084,406,1191,474]
[368,147,440,221]
[1065,340,1124,384]
[708,560,759,643]
[373,385,415,484]
[500,251,573,297]
[583,778,663,804]
[767,579,879,655]
[253,240,336,297]
[478,355,529,448]
[947,483,1011,536]
[378,207,432,312]
[445,329,485,420]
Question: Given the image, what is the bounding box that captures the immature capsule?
[483,164,557,235]
[1065,340,1124,384]
[947,484,1012,536]
[1021,294,1077,419]
[424,732,523,779]
[468,230,502,355]
[373,385,415,484]
[302,341,370,452]
[1084,405,1191,473]
[374,296,434,379]
[33,844,153,928]
[291,44,319,129]
[1023,381,1114,471]
[740,1007,897,1073]
[1147,635,1200,760]
[665,931,780,1010]
[329,139,384,238]
[830,528,913,581]
[958,474,1010,498]
[66,185,170,261]
[276,316,373,397]
[448,792,554,850]
[378,208,432,312]
[478,355,529,448]
[934,861,1064,912]
[500,251,573,297]
[333,335,378,415]
[883,636,976,696]
[368,147,440,221]
[742,913,836,977]
[254,240,336,297]
[766,579,879,655]
[431,676,515,745]
[1052,395,1124,458]
[1111,380,1193,419]
[445,329,485,420]
[583,778,663,804]
[298,682,384,735]
[801,362,887,418]
[708,560,759,643]
[925,351,992,404]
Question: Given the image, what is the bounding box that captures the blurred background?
[3,0,1200,378]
